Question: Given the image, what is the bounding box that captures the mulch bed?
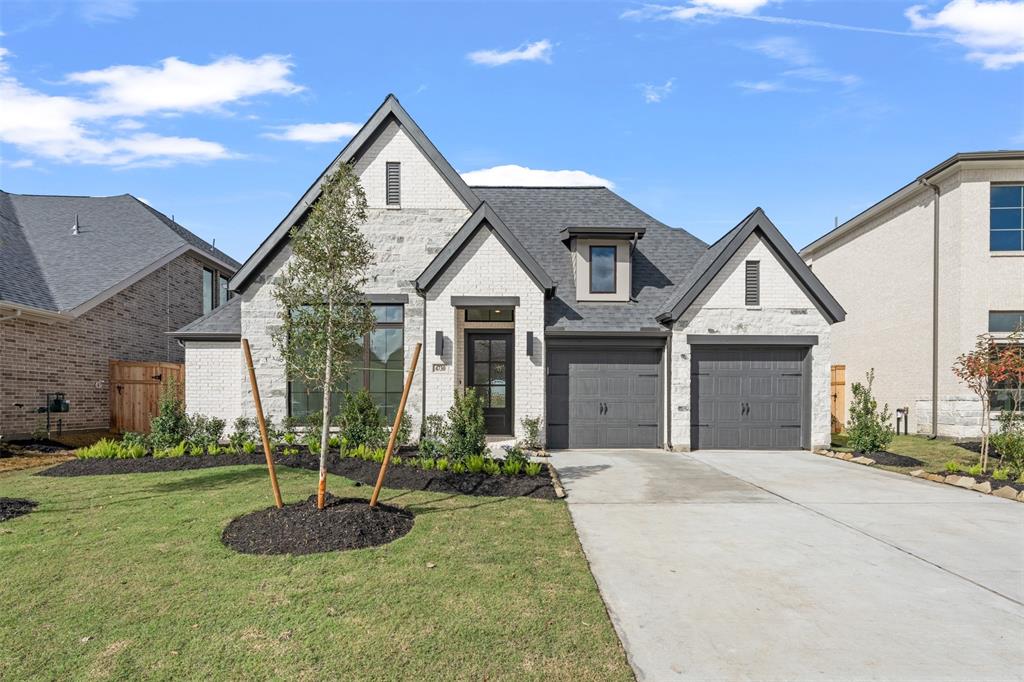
[860,451,925,467]
[955,441,1010,459]
[221,493,414,555]
[38,450,556,500]
[0,498,37,522]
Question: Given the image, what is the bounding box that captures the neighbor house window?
[465,308,514,322]
[386,161,401,206]
[745,260,760,306]
[990,346,1023,412]
[288,303,405,421]
[989,311,1024,334]
[203,267,232,314]
[589,245,616,294]
[219,274,230,306]
[990,185,1024,252]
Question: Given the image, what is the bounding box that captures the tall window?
[991,185,1024,252]
[219,274,230,307]
[203,267,231,314]
[288,303,405,421]
[589,245,616,293]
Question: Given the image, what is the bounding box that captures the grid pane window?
[990,185,1024,252]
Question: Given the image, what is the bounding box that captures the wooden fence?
[110,360,184,434]
[830,364,846,434]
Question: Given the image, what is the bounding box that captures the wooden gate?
[830,364,846,434]
[110,360,184,434]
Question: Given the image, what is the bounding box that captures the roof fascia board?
[230,95,480,292]
[687,334,818,346]
[0,300,65,322]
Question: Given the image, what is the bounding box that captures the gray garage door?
[691,346,808,450]
[547,347,662,449]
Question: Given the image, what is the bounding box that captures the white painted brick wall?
[671,234,833,450]
[239,121,471,436]
[424,228,546,440]
[184,341,243,426]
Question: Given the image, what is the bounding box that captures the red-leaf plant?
[953,330,1021,472]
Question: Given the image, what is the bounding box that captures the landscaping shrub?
[451,461,466,474]
[945,460,961,473]
[436,457,449,471]
[846,369,894,454]
[524,462,542,477]
[392,456,403,467]
[419,457,436,470]
[153,442,186,459]
[464,454,487,473]
[482,459,501,476]
[282,446,300,457]
[207,443,223,456]
[420,414,449,458]
[328,435,341,449]
[242,440,258,454]
[188,414,225,448]
[306,436,321,455]
[993,468,1009,481]
[990,409,1024,477]
[149,380,189,451]
[229,417,257,450]
[188,443,205,457]
[967,463,983,477]
[447,389,486,460]
[502,458,523,476]
[339,389,386,448]
[396,412,412,447]
[121,432,148,451]
[77,439,121,459]
[520,416,542,451]
[117,442,146,459]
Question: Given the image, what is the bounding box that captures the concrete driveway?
[550,449,1024,681]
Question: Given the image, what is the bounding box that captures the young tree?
[272,166,376,509]
[953,333,1007,471]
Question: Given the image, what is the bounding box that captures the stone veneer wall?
[913,397,1002,440]
[670,234,833,450]
[0,253,209,437]
[424,228,546,440]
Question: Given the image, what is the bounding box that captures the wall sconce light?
[435,331,444,356]
[526,331,534,356]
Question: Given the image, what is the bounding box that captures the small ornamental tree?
[846,368,895,454]
[272,165,376,509]
[952,332,1015,472]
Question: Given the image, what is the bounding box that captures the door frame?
[464,330,514,435]
[688,342,814,450]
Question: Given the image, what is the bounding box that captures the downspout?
[919,177,940,438]
[665,330,673,450]
[419,289,427,436]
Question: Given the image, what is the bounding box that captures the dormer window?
[560,226,645,303]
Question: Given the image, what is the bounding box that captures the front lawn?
[831,433,978,474]
[0,466,631,681]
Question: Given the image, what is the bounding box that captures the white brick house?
[174,95,844,451]
[801,152,1024,439]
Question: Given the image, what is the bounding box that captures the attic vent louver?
[386,162,401,206]
[745,260,760,306]
[72,214,80,235]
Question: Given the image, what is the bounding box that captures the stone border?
[548,465,567,499]
[813,449,1024,503]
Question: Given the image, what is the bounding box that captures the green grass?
[831,433,978,474]
[0,466,631,681]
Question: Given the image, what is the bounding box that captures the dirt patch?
[222,494,414,555]
[862,451,925,468]
[0,438,69,455]
[0,498,37,522]
[38,450,557,499]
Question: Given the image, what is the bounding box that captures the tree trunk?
[317,312,334,510]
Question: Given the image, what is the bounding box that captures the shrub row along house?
[801,152,1024,439]
[0,191,238,438]
[173,94,845,451]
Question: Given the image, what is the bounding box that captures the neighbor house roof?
[230,93,480,293]
[800,150,1024,257]
[169,296,241,340]
[473,186,709,332]
[0,191,239,317]
[657,207,846,324]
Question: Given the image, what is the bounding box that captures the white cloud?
[741,36,861,91]
[622,1,773,21]
[748,36,814,65]
[264,121,362,143]
[461,164,614,188]
[640,78,675,103]
[907,0,1024,69]
[735,80,785,92]
[0,50,301,166]
[79,0,138,23]
[6,158,34,169]
[467,40,553,66]
[783,66,860,88]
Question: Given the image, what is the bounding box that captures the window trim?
[589,244,617,294]
[385,161,401,207]
[745,260,760,307]
[989,183,1024,253]
[203,266,232,314]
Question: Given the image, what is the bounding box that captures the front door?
[466,332,514,435]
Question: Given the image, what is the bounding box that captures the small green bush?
[482,459,501,476]
[328,435,341,449]
[419,414,449,458]
[339,389,386,448]
[501,458,523,476]
[967,463,983,477]
[120,432,148,451]
[391,456,403,467]
[77,438,121,459]
[306,436,321,455]
[154,441,186,459]
[283,431,297,445]
[396,411,412,447]
[117,442,147,459]
[419,457,436,470]
[149,380,189,450]
[520,416,542,451]
[846,370,894,454]
[188,443,205,457]
[944,460,961,473]
[992,468,1009,481]
[229,417,257,450]
[464,454,487,473]
[436,457,449,471]
[447,389,486,460]
[451,461,466,474]
[187,414,225,448]
[282,446,300,457]
[991,409,1024,477]
[524,462,542,477]
[207,443,223,456]
[242,440,258,454]
[371,448,386,463]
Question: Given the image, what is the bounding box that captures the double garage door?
[546,345,662,449]
[690,345,808,450]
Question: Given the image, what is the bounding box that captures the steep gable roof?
[0,191,238,316]
[230,94,480,292]
[415,202,554,294]
[656,207,845,324]
[170,295,241,340]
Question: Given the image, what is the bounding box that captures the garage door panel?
[777,376,800,396]
[748,376,773,397]
[775,426,801,449]
[715,400,743,422]
[716,376,742,396]
[774,401,800,423]
[634,400,659,423]
[603,376,630,399]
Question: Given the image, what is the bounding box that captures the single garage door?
[691,346,808,450]
[547,345,662,449]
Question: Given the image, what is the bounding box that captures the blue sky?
[1,0,1022,261]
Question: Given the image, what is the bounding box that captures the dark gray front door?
[691,346,807,450]
[466,332,513,435]
[547,347,662,449]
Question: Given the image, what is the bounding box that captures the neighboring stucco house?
[0,191,239,438]
[801,152,1024,439]
[174,95,844,451]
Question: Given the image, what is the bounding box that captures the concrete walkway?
[550,449,1024,681]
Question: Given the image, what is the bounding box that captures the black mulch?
[955,441,1009,459]
[0,438,69,458]
[222,493,414,555]
[859,451,926,467]
[38,450,556,499]
[0,498,37,522]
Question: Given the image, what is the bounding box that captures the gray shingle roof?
[472,187,709,332]
[170,295,241,339]
[0,191,239,314]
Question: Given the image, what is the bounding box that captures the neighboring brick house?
[0,191,239,438]
[175,95,844,451]
[801,152,1024,439]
